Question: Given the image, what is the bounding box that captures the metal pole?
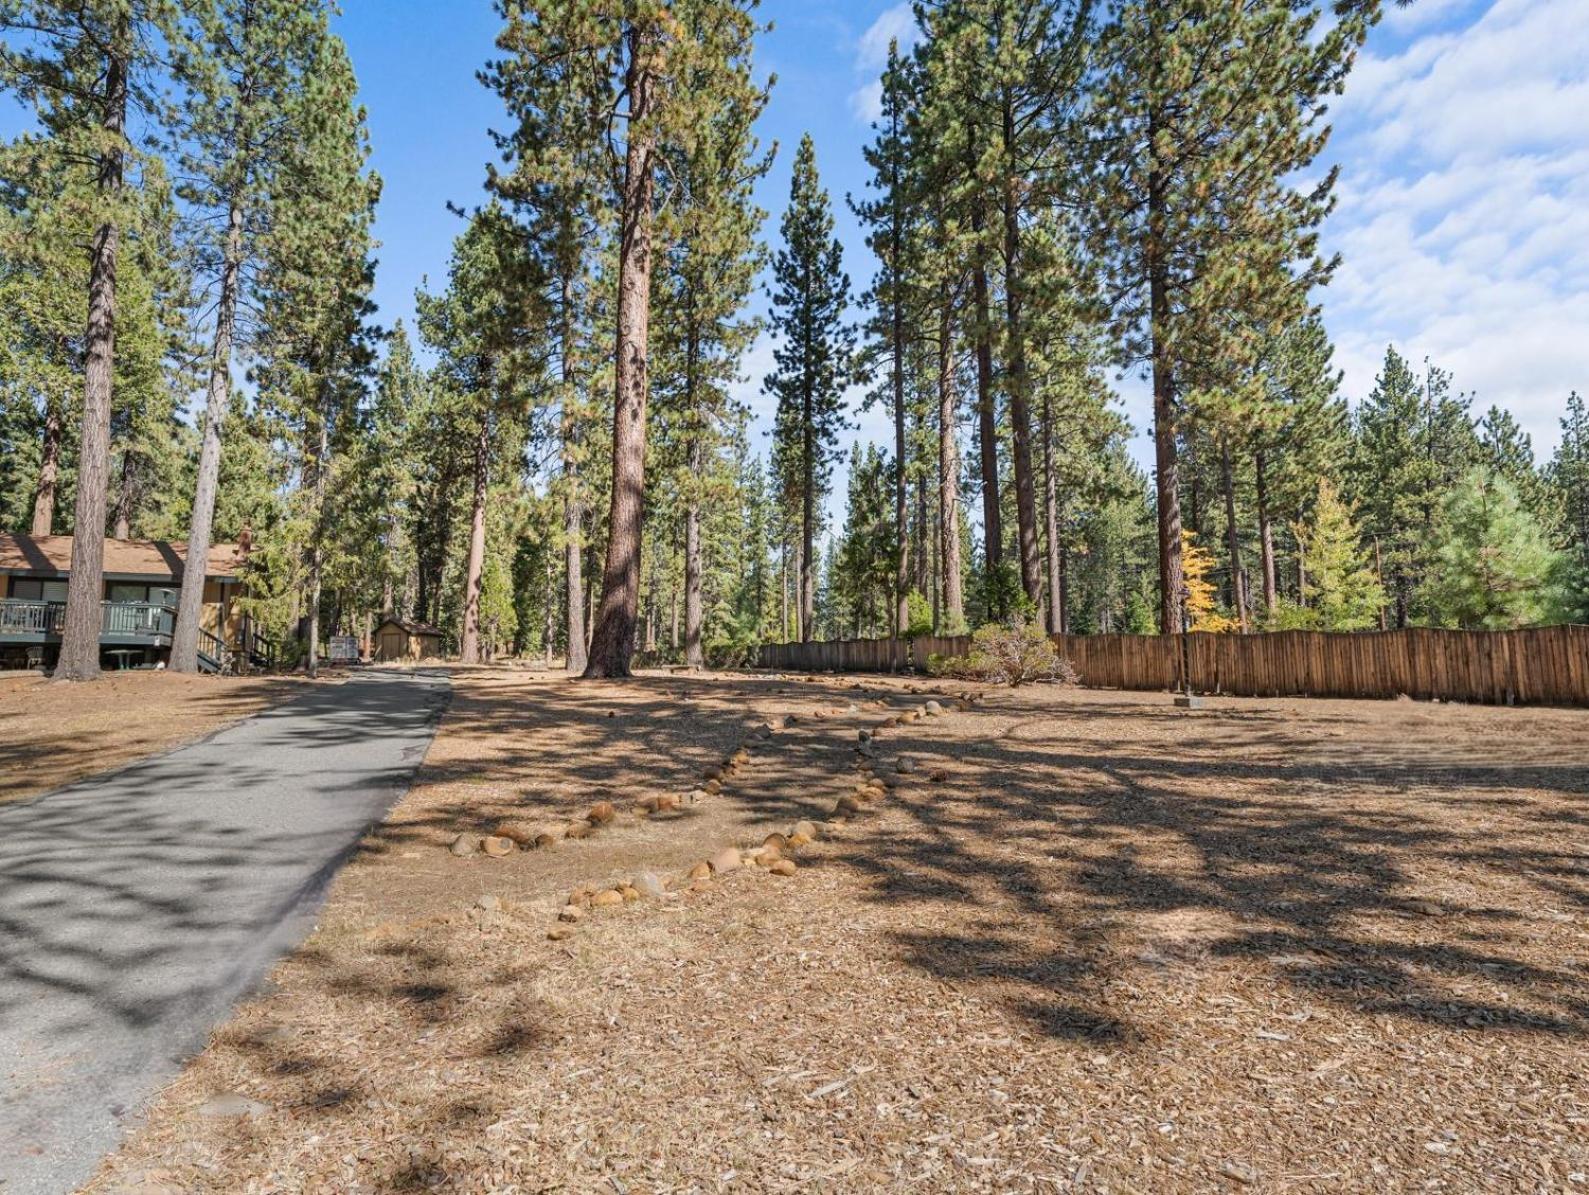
[1175,583,1202,709]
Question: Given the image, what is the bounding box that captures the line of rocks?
[447,797,623,859]
[448,730,780,861]
[546,818,822,942]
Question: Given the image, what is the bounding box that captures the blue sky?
[341,0,1589,514]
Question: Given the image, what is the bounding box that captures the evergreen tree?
[169,0,332,672]
[483,0,613,672]
[1478,404,1548,521]
[1252,315,1346,619]
[852,40,917,639]
[251,24,379,677]
[1,0,184,678]
[651,0,769,668]
[362,321,423,615]
[418,207,539,664]
[1424,468,1561,631]
[1287,479,1384,631]
[1083,0,1371,633]
[0,135,196,540]
[583,8,665,677]
[767,133,855,642]
[1069,447,1155,634]
[1546,392,1589,621]
[913,1,1003,597]
[1348,347,1480,626]
[832,442,894,637]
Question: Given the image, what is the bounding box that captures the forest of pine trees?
[2,0,1585,681]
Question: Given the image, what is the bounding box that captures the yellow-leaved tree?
[1182,531,1238,632]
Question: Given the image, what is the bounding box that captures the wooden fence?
[756,625,1589,707]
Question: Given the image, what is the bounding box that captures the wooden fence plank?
[756,626,1589,707]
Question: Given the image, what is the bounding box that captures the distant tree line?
[1,0,1583,683]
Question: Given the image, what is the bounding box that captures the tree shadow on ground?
[826,685,1589,1046]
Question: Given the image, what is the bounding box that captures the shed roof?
[0,534,247,581]
[376,616,444,639]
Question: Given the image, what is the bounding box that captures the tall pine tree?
[767,134,854,643]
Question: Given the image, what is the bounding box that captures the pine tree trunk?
[971,236,1001,593]
[800,382,816,641]
[779,546,790,641]
[1059,544,1070,635]
[1146,124,1184,637]
[1002,96,1041,610]
[914,471,929,596]
[56,40,128,682]
[559,274,586,674]
[459,405,490,665]
[172,200,244,672]
[542,549,555,668]
[416,563,429,629]
[1042,392,1063,634]
[584,23,657,678]
[562,469,585,671]
[1220,434,1249,632]
[684,317,705,669]
[891,205,908,642]
[305,410,330,680]
[1255,449,1277,616]
[113,449,133,540]
[1297,533,1309,608]
[684,486,703,670]
[937,289,964,631]
[30,395,62,536]
[1374,537,1388,631]
[643,562,657,652]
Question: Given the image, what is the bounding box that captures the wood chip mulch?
[87,671,1589,1193]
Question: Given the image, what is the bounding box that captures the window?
[9,579,67,602]
[109,583,151,604]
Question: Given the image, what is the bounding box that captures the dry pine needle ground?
[88,668,1589,1194]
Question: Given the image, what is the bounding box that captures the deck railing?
[1,600,277,673]
[0,599,175,640]
[101,601,176,638]
[0,599,63,636]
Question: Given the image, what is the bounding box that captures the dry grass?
[87,669,1589,1193]
[0,670,303,806]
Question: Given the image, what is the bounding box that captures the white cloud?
[847,3,920,125]
[849,78,886,124]
[1318,0,1589,458]
[855,2,916,70]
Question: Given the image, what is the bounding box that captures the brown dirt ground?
[86,669,1589,1194]
[0,670,304,805]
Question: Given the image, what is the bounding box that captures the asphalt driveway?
[0,668,450,1194]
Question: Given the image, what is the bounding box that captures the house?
[371,616,444,663]
[0,534,271,672]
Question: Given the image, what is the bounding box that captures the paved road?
[0,669,450,1194]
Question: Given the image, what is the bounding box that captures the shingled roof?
[0,534,248,580]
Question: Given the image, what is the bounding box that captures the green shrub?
[929,619,1079,687]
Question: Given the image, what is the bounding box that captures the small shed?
[372,616,444,663]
